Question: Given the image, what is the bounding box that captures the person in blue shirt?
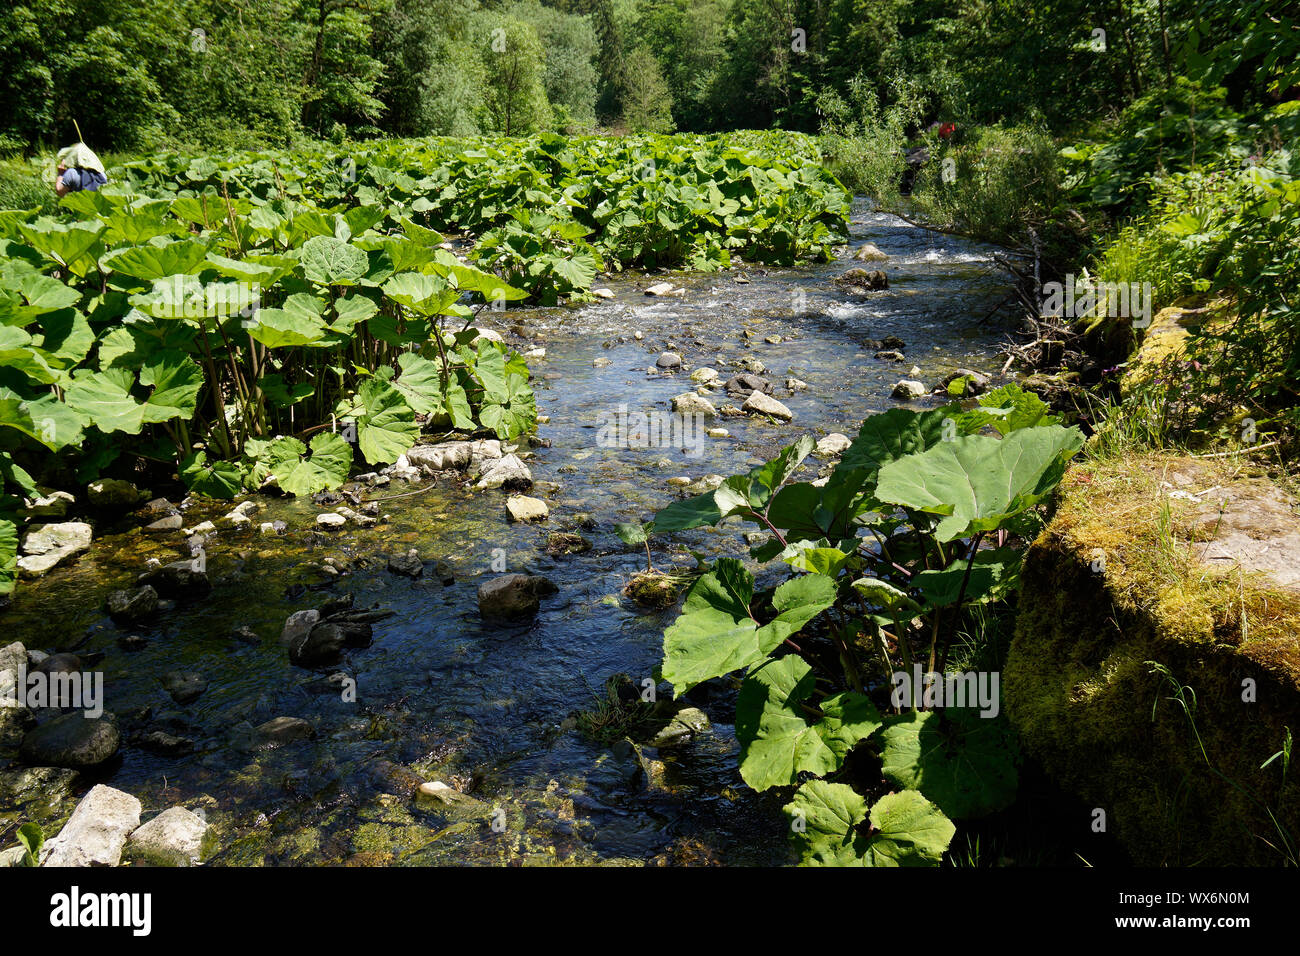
[54,143,108,196]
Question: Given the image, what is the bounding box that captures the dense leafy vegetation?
[0,130,848,603]
[640,386,1083,864]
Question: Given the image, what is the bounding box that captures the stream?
[3,199,1013,865]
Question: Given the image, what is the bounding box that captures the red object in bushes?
[938,122,956,139]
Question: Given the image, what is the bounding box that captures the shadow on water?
[3,200,1019,865]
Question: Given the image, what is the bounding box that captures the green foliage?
[620,48,675,135]
[642,387,1083,865]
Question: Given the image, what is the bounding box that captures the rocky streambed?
[1,201,1015,866]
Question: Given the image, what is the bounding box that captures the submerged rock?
[836,268,888,292]
[161,671,207,705]
[20,713,120,769]
[137,559,211,596]
[256,716,313,746]
[477,573,557,621]
[106,585,159,623]
[387,549,424,578]
[646,706,711,749]
[40,784,141,867]
[506,495,549,523]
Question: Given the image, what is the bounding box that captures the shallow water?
[3,201,1014,865]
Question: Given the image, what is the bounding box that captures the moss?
[1006,454,1300,864]
[625,570,679,609]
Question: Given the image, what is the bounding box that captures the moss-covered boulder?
[1006,453,1300,865]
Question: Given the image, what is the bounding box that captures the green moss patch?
[1006,453,1300,864]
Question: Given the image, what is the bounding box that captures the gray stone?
[106,585,158,623]
[656,351,682,369]
[387,549,424,578]
[280,609,321,645]
[144,514,184,533]
[816,433,852,457]
[475,453,532,490]
[19,490,74,519]
[406,441,474,473]
[741,391,794,421]
[670,392,718,418]
[853,242,889,262]
[126,807,209,867]
[647,706,711,748]
[137,560,210,596]
[724,373,771,397]
[891,379,928,400]
[40,784,141,867]
[506,495,549,523]
[17,521,92,577]
[161,671,207,705]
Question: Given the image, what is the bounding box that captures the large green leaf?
[300,236,368,286]
[0,515,17,598]
[662,560,835,694]
[878,709,1019,820]
[246,294,329,348]
[65,367,147,434]
[267,433,353,496]
[180,450,244,499]
[873,426,1084,541]
[784,781,954,866]
[343,378,420,466]
[139,351,203,423]
[103,239,210,280]
[736,654,880,790]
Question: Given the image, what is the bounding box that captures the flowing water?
[3,201,1014,865]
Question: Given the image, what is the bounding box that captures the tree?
[508,1,599,129]
[477,15,550,136]
[620,46,674,134]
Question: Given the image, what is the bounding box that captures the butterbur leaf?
[180,451,243,499]
[343,378,419,466]
[652,491,722,533]
[300,236,368,286]
[615,522,650,547]
[912,546,1021,608]
[873,426,1084,541]
[662,559,834,694]
[784,781,954,867]
[65,368,147,434]
[736,655,880,790]
[958,383,1060,435]
[268,433,352,496]
[139,351,203,423]
[878,709,1019,820]
[0,516,17,598]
